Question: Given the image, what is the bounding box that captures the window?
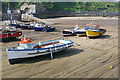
[19,43,26,48]
[26,43,32,48]
[19,43,33,49]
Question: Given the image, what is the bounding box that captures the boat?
[74,24,89,36]
[34,23,55,32]
[20,23,34,29]
[63,29,75,36]
[5,20,21,28]
[63,24,88,36]
[34,23,47,31]
[29,21,39,27]
[43,26,55,32]
[0,26,22,41]
[9,23,21,28]
[6,37,74,64]
[86,23,106,38]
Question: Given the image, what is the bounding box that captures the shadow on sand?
[20,48,83,64]
[1,38,21,43]
[89,35,112,39]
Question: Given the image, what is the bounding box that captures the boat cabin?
[17,38,33,49]
[6,26,16,32]
[86,23,100,31]
[74,24,80,31]
[0,27,2,34]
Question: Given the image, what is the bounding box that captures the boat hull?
[7,40,74,63]
[0,31,22,40]
[34,27,45,31]
[44,27,55,32]
[9,24,21,28]
[21,25,33,29]
[34,27,54,32]
[63,30,75,36]
[86,29,106,38]
[76,30,86,36]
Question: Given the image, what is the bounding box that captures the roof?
[18,38,32,44]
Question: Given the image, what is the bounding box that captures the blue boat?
[43,27,55,32]
[34,23,55,32]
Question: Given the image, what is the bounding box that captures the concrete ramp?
[21,14,54,25]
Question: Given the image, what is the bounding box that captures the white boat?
[63,24,88,36]
[74,24,87,36]
[29,22,39,27]
[6,38,74,64]
[63,29,75,36]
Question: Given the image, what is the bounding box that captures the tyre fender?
[8,33,11,36]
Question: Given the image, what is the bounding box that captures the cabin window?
[19,43,33,49]
[19,43,25,48]
[26,43,33,48]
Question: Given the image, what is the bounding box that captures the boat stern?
[86,30,101,37]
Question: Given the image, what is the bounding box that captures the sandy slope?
[1,17,119,78]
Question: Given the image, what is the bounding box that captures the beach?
[1,17,118,78]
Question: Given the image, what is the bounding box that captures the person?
[74,24,80,31]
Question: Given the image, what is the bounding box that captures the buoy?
[103,60,107,63]
[67,37,68,39]
[97,58,99,60]
[110,66,113,69]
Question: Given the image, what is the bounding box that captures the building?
[20,3,46,14]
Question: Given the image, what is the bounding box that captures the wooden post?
[50,48,53,59]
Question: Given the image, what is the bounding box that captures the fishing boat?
[0,26,22,41]
[5,20,21,28]
[74,24,89,36]
[9,23,21,28]
[86,23,106,38]
[20,23,34,29]
[63,24,88,36]
[34,23,47,31]
[43,26,55,32]
[63,29,75,36]
[6,38,74,64]
[29,21,39,27]
[34,23,55,32]
[9,21,21,28]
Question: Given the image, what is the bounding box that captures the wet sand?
[1,17,119,78]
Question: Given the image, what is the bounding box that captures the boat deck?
[34,41,65,49]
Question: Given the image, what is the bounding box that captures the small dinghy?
[6,37,74,64]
